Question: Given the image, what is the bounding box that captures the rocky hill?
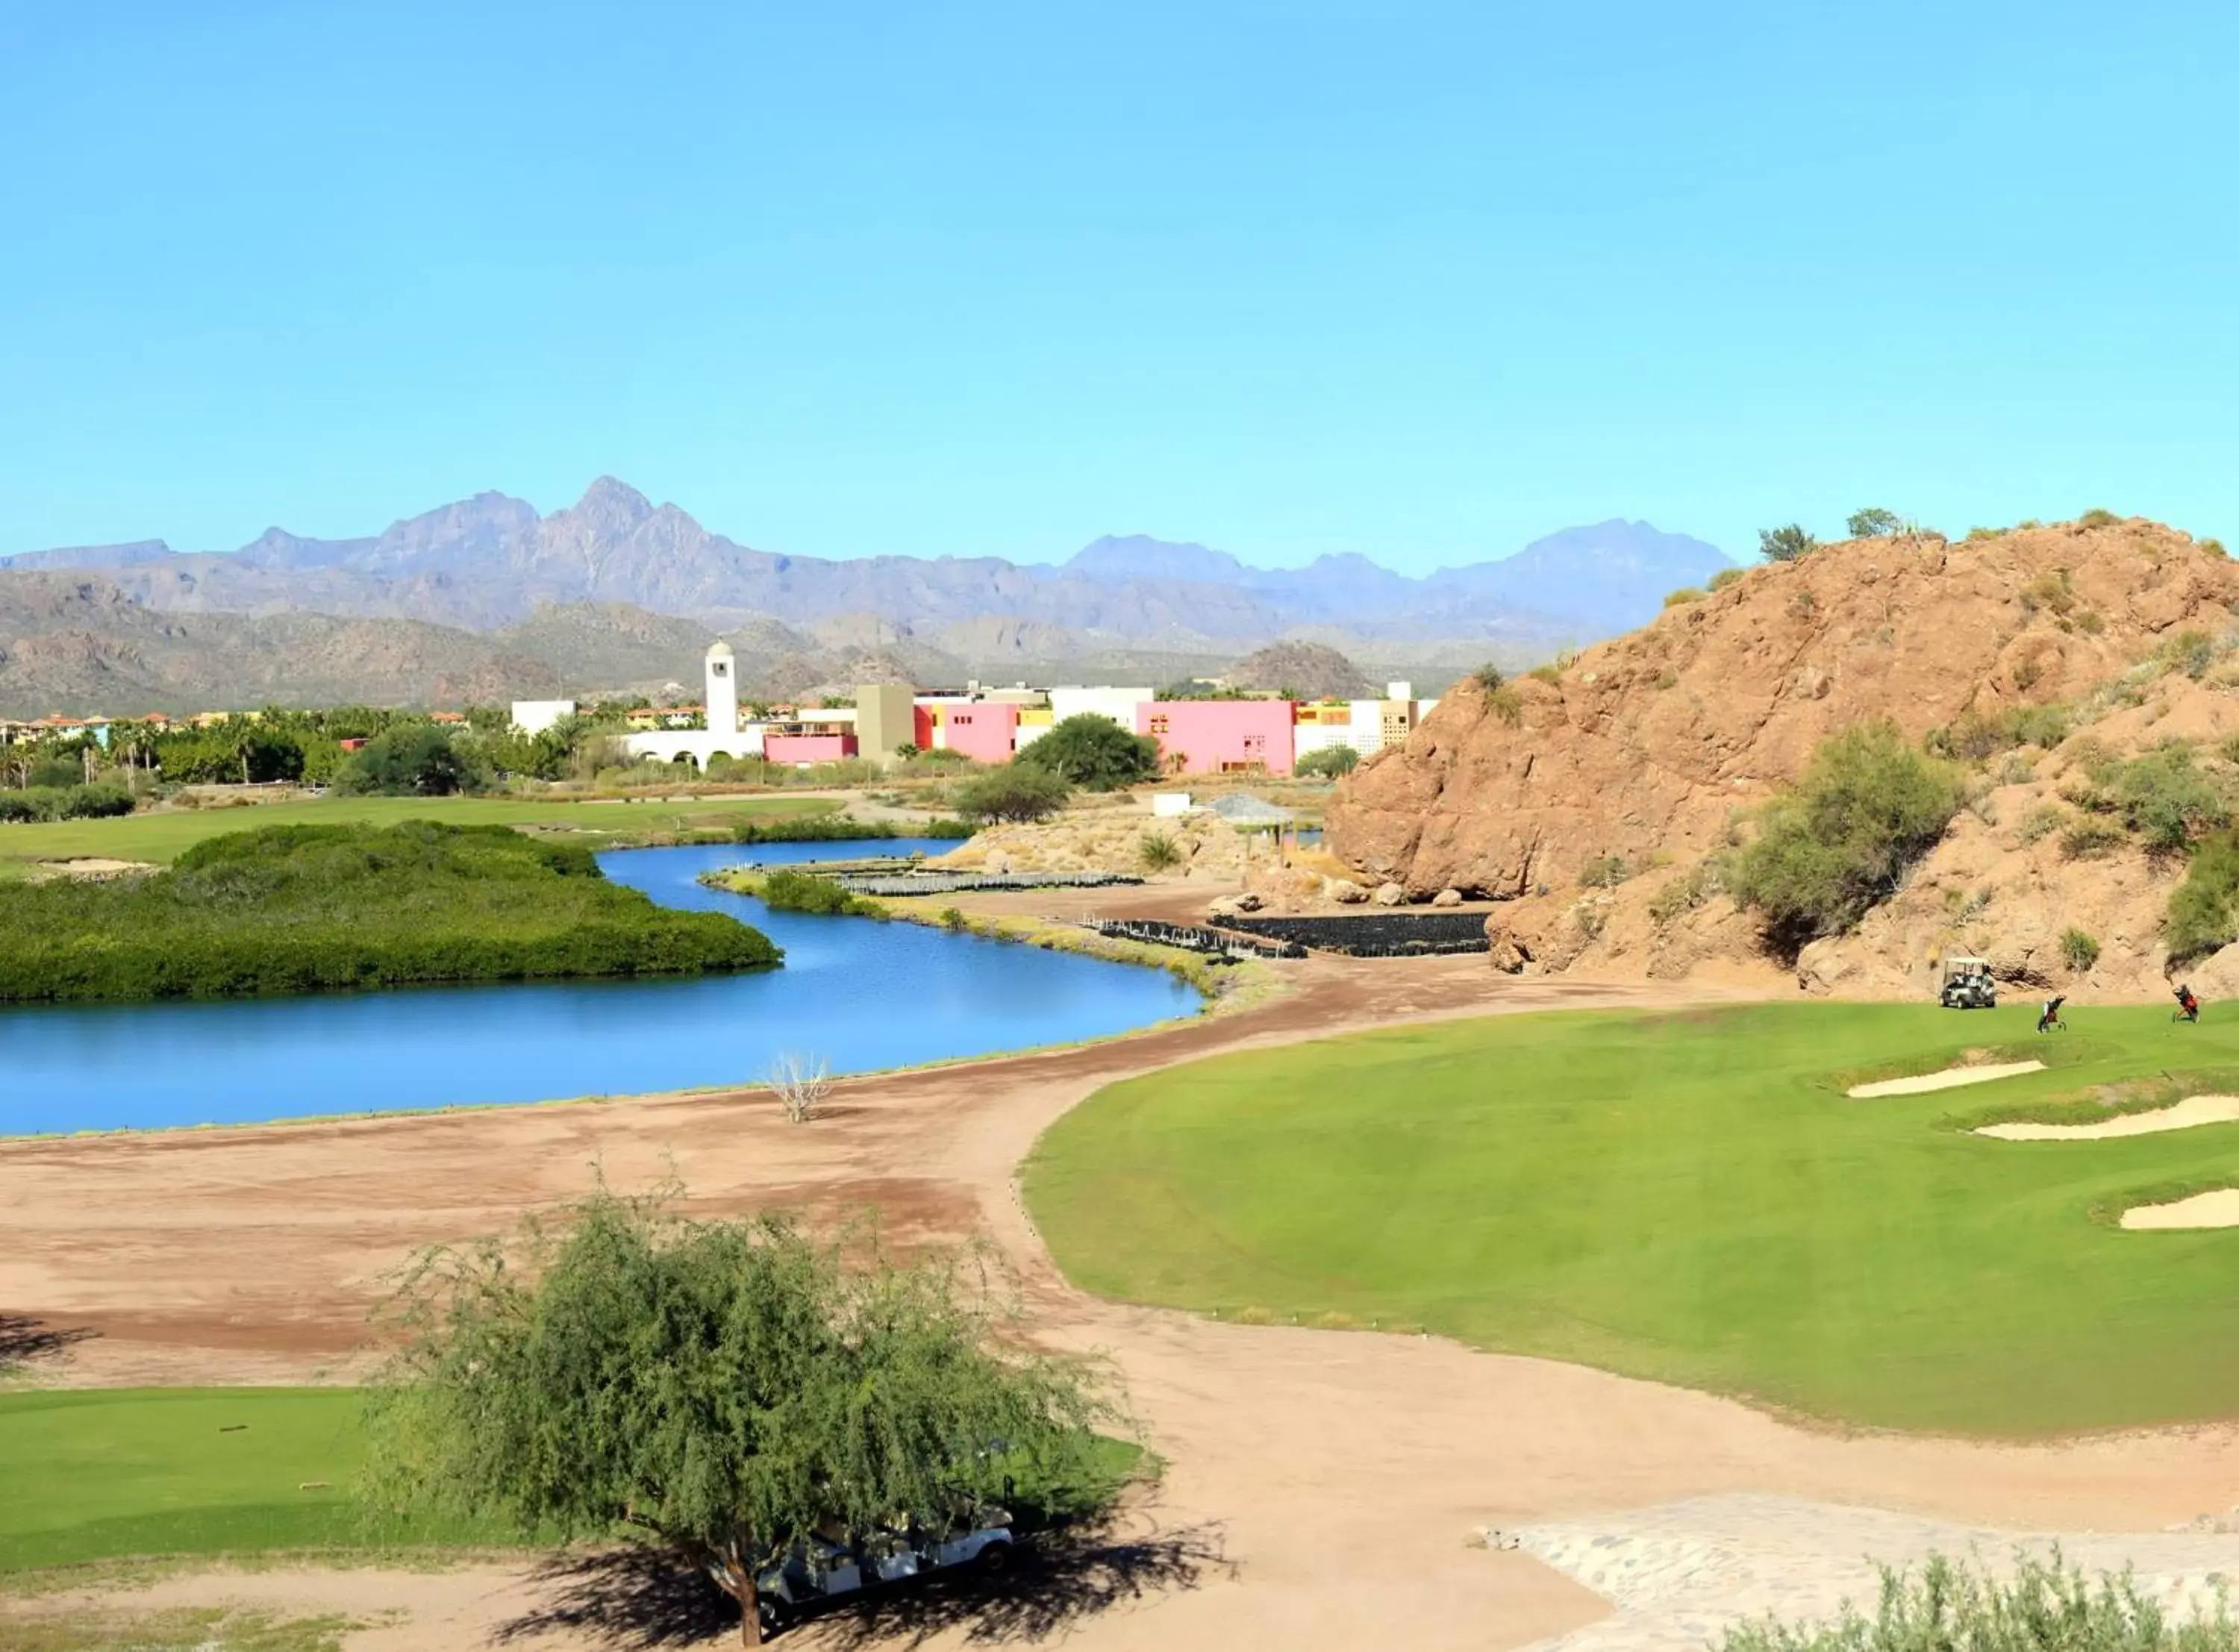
[1326,519,2239,998]
[1228,640,1374,699]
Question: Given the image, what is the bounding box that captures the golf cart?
[755,1506,1016,1634]
[1940,956,1997,1010]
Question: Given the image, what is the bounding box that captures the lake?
[0,841,1201,1136]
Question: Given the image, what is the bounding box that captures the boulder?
[1373,880,1407,907]
[1431,887,1464,908]
[1206,892,1263,919]
[1325,877,1370,904]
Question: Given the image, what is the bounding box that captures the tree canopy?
[364,1191,1119,1643]
[336,725,487,796]
[1844,507,1903,539]
[1015,715,1162,791]
[951,762,1073,824]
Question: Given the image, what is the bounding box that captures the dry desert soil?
[10,885,2239,1651]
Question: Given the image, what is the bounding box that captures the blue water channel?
[0,840,1202,1136]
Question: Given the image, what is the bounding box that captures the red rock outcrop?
[1325,519,2239,996]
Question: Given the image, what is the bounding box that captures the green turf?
[0,1389,517,1571]
[1025,1002,2239,1435]
[0,791,832,870]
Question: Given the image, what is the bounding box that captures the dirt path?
[9,945,2239,1651]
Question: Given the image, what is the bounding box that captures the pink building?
[1136,700,1296,776]
[763,733,857,765]
[935,701,1019,763]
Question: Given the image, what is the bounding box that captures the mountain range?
[0,480,1734,714]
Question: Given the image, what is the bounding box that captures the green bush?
[2058,927,2102,973]
[1137,830,1184,872]
[1758,524,1818,562]
[1729,722,1966,957]
[2060,816,2129,859]
[939,906,968,931]
[1663,586,1705,607]
[952,763,1072,824]
[2078,507,2120,528]
[1708,566,1746,592]
[756,869,875,916]
[0,783,136,825]
[1926,704,2072,763]
[0,822,779,1002]
[1649,861,1721,926]
[2101,743,2228,851]
[2167,829,2239,963]
[2203,537,2228,559]
[1294,746,1360,780]
[1578,854,1632,889]
[1717,1550,2236,1652]
[336,726,487,796]
[727,816,973,845]
[1014,714,1161,791]
[2157,628,2217,680]
[1844,507,1902,539]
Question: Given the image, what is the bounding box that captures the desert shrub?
[1649,860,1722,926]
[1758,524,1817,562]
[728,816,971,845]
[2167,829,2239,963]
[2156,628,2217,680]
[1728,722,1966,957]
[1294,745,1359,780]
[1964,526,2002,542]
[2020,570,2076,616]
[1926,705,2072,763]
[1014,713,1161,791]
[1470,663,1505,695]
[2203,537,2229,559]
[2102,743,2229,851]
[2079,507,2120,528]
[2060,816,2129,859]
[1137,830,1183,872]
[1716,1550,2236,1652]
[1845,507,1902,539]
[2073,608,2106,635]
[1578,854,1631,889]
[2059,927,2102,972]
[1655,669,1680,689]
[1708,566,1745,591]
[1527,663,1562,683]
[938,905,968,931]
[2019,804,2066,845]
[950,763,1072,825]
[1663,586,1705,607]
[756,869,877,917]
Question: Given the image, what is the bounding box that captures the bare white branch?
[766,1051,831,1125]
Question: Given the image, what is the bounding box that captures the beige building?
[854,683,916,763]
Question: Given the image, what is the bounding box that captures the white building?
[510,698,578,735]
[625,642,762,769]
[1047,686,1155,726]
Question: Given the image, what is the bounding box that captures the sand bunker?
[1978,1095,2239,1142]
[1846,1060,2044,1098]
[2121,1189,2239,1230]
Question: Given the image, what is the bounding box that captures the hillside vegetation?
[0,821,779,1001]
[1328,516,2239,996]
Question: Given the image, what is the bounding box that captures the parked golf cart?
[1940,956,1997,1010]
[755,1506,1017,1634]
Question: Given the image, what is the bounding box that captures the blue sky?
[4,1,2235,572]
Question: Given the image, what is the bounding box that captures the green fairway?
[0,1389,517,1572]
[1025,1002,2239,1434]
[0,791,832,871]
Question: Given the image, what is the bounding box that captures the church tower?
[705,640,738,736]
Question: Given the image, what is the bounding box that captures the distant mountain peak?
[568,475,655,526]
[1067,534,1245,585]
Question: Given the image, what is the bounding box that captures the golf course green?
[1024,1002,2239,1434]
[0,1389,517,1572]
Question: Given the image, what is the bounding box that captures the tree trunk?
[704,1540,763,1646]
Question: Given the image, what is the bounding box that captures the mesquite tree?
[363,1190,1117,1645]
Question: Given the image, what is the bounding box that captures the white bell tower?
[705,640,738,736]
